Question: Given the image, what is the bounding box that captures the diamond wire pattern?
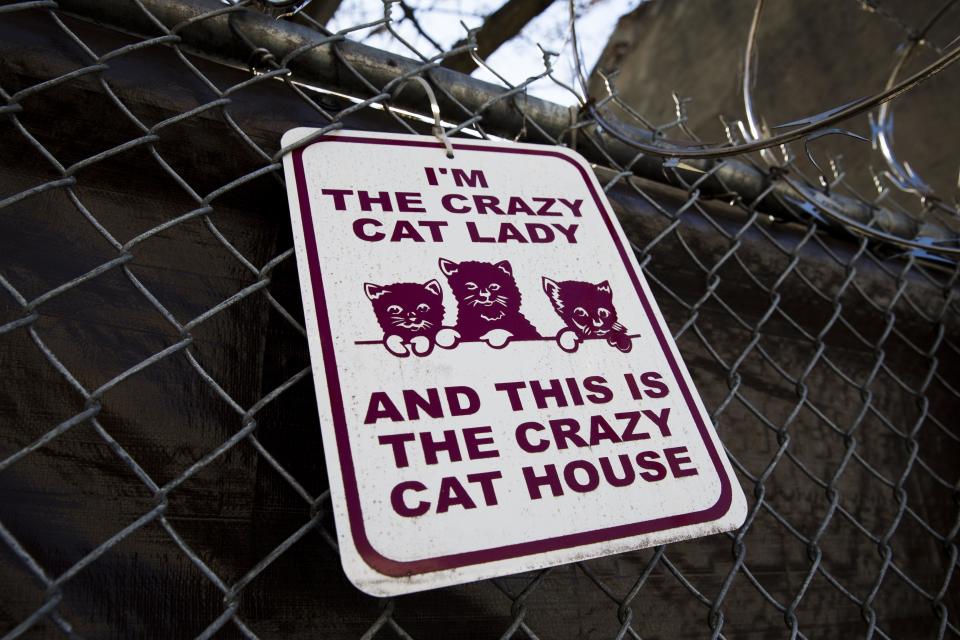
[0,1,958,638]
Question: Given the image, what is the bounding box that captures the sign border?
[290,134,733,577]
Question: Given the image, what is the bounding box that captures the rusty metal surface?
[1,2,958,639]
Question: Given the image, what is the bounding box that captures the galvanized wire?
[0,0,958,638]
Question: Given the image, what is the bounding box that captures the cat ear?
[364,283,387,300]
[424,279,442,299]
[596,280,612,295]
[439,258,459,276]
[494,260,513,276]
[542,277,563,310]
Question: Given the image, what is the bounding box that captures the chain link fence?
[1,0,958,637]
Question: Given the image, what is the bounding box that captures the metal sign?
[282,129,746,596]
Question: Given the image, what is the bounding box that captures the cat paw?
[434,328,460,349]
[608,334,633,353]
[557,329,580,353]
[384,334,409,357]
[410,335,434,356]
[481,329,512,349]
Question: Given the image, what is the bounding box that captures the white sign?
[281,128,746,596]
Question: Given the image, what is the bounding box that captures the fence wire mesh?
[1,0,959,638]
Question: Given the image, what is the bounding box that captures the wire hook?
[393,76,454,158]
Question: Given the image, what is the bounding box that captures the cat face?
[543,278,619,337]
[439,259,522,313]
[364,280,444,337]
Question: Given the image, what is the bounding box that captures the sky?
[326,0,641,106]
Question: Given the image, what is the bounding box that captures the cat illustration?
[542,278,632,353]
[439,258,540,348]
[364,280,459,357]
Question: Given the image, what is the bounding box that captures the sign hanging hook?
[393,77,455,159]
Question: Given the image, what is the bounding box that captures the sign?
[281,128,746,596]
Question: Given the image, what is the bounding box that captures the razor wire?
[0,0,958,638]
